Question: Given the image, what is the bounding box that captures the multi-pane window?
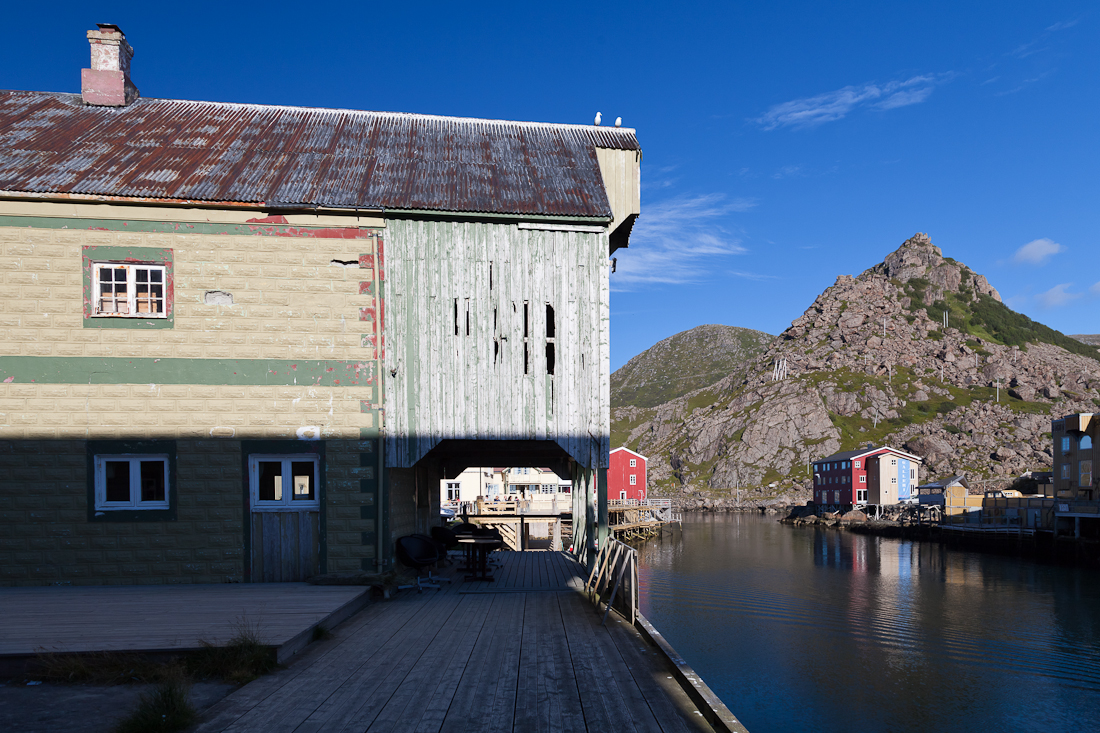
[1062,464,1071,479]
[854,461,860,468]
[446,482,461,501]
[629,474,637,485]
[93,454,170,510]
[859,476,866,483]
[629,458,637,467]
[1062,437,1072,453]
[249,455,319,510]
[93,263,167,317]
[1082,460,1093,487]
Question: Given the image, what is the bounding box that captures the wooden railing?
[584,538,638,625]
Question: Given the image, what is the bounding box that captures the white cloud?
[876,86,934,109]
[1035,283,1081,308]
[1012,238,1064,265]
[754,75,942,130]
[1047,19,1079,32]
[1091,281,1100,296]
[612,194,755,289]
[771,165,804,180]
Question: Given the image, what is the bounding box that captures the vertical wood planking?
[262,512,279,582]
[281,513,296,581]
[384,220,610,470]
[300,511,312,580]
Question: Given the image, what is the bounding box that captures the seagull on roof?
[615,117,622,127]
[594,112,602,126]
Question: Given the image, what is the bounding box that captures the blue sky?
[7,2,1098,370]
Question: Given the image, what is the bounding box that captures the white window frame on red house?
[92,262,169,318]
[629,474,637,485]
[93,454,170,511]
[854,460,860,468]
[629,458,637,467]
[859,475,866,483]
[248,454,320,511]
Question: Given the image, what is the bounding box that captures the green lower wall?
[0,437,375,586]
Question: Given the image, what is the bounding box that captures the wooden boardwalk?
[0,583,368,661]
[196,551,716,733]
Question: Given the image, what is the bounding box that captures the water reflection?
[637,513,1100,733]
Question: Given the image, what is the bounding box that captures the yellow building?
[0,25,640,585]
[1051,413,1099,538]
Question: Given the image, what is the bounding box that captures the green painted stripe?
[0,356,377,386]
[0,215,380,239]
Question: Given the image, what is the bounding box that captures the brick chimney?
[81,24,139,106]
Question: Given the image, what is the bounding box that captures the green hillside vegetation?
[902,277,1099,361]
[611,324,773,409]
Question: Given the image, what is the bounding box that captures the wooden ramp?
[196,551,717,733]
[0,584,369,666]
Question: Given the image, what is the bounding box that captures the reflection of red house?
[610,447,647,501]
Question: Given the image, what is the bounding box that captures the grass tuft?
[113,681,197,733]
[186,622,277,684]
[28,652,186,685]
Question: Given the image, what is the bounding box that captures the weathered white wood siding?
[384,219,610,470]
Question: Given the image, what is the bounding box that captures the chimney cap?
[95,23,125,35]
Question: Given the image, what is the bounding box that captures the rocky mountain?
[611,325,772,410]
[1072,334,1100,348]
[613,234,1100,504]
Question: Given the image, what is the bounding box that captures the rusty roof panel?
[0,91,640,217]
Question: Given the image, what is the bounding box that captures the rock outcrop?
[613,234,1100,502]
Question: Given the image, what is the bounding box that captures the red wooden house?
[813,445,922,509]
[610,448,647,502]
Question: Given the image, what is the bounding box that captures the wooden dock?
[0,583,369,667]
[196,551,722,732]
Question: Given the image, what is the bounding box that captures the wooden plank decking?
[0,583,369,659]
[196,551,716,733]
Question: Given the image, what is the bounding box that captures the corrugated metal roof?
[0,91,641,218]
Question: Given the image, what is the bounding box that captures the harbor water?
[637,512,1100,733]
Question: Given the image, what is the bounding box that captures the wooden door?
[248,454,321,582]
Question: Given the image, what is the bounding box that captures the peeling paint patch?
[296,426,321,440]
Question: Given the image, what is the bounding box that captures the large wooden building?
[0,25,640,585]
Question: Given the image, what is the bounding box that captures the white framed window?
[854,461,860,468]
[94,454,170,510]
[859,475,866,483]
[910,469,916,479]
[891,477,897,484]
[92,262,168,317]
[629,458,637,467]
[559,484,572,494]
[445,482,461,501]
[629,474,637,485]
[857,489,867,502]
[620,491,627,500]
[249,454,320,511]
[890,459,897,466]
[541,484,554,494]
